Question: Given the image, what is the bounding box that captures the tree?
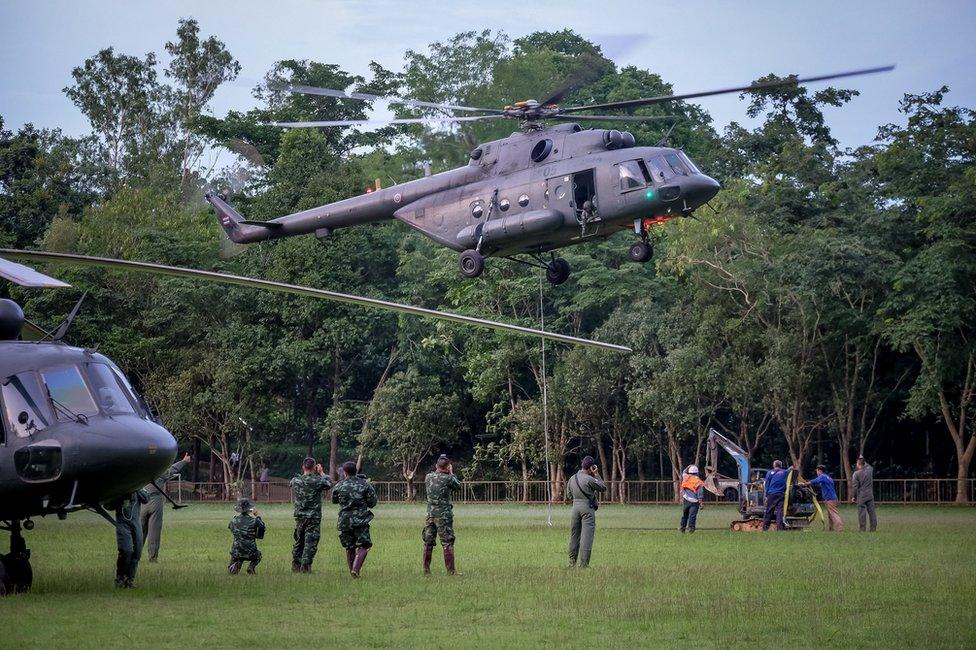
[164,18,240,186]
[878,89,976,502]
[361,368,463,499]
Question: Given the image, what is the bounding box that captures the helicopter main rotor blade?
[272,115,505,128]
[553,114,682,122]
[559,65,895,113]
[0,250,631,353]
[280,84,504,114]
[0,255,71,287]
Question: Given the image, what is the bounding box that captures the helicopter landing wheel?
[459,249,485,278]
[545,258,570,285]
[0,521,33,595]
[628,241,653,263]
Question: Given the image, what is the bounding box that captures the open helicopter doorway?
[572,170,596,223]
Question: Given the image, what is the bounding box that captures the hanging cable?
[540,269,553,527]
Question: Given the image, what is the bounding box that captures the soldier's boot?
[423,544,434,576]
[351,547,369,578]
[444,544,461,576]
[346,548,356,574]
[228,560,242,575]
[292,561,301,573]
[246,559,260,575]
[299,564,312,574]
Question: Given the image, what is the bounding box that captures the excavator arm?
[703,428,751,511]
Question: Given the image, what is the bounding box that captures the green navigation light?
[644,190,654,200]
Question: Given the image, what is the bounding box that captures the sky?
[2,0,975,151]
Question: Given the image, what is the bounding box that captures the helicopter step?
[0,520,33,595]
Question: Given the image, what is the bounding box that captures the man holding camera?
[566,455,606,569]
[290,457,333,573]
[423,454,462,576]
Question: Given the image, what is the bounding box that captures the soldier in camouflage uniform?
[332,461,378,578]
[141,452,191,562]
[228,497,266,575]
[110,488,149,588]
[423,454,462,575]
[290,457,333,573]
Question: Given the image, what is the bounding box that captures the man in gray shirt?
[851,456,877,532]
[141,452,191,562]
[566,455,606,568]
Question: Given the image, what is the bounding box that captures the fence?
[169,478,976,505]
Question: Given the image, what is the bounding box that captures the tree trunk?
[521,458,529,504]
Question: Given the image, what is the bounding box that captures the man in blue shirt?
[803,464,844,531]
[762,460,789,531]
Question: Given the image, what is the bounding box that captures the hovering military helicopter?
[208,65,893,284]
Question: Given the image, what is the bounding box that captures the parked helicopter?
[207,65,893,284]
[0,257,178,594]
[0,244,628,594]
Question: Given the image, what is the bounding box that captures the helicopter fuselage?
[209,123,720,260]
[0,342,177,522]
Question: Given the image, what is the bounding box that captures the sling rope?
[540,269,553,527]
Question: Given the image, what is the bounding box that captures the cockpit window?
[664,152,689,176]
[617,160,648,191]
[109,366,152,420]
[678,152,701,174]
[2,372,52,437]
[40,366,99,421]
[84,363,136,415]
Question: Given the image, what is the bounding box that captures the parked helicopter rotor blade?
[552,113,682,122]
[559,65,895,113]
[0,250,631,353]
[272,115,505,128]
[0,255,71,287]
[279,84,505,114]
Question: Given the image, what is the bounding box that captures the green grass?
[2,504,974,648]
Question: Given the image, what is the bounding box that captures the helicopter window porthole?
[518,194,530,207]
[499,198,510,212]
[530,139,553,163]
[2,372,52,437]
[471,201,484,219]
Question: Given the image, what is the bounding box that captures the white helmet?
[686,464,699,475]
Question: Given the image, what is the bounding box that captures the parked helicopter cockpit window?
[617,160,648,191]
[84,363,135,415]
[471,201,484,219]
[499,198,510,212]
[1,372,52,437]
[40,366,99,421]
[518,194,530,207]
[108,366,152,420]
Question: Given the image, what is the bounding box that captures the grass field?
[2,503,974,648]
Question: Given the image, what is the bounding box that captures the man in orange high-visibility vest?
[679,465,705,533]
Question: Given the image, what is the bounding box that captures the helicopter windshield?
[40,366,100,421]
[2,372,52,437]
[84,363,136,416]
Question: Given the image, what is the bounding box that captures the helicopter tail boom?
[205,192,282,244]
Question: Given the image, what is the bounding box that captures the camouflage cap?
[234,497,255,513]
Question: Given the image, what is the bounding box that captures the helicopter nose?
[685,174,721,209]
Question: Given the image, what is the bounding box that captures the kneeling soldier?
[423,454,462,575]
[229,498,265,575]
[332,461,378,578]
